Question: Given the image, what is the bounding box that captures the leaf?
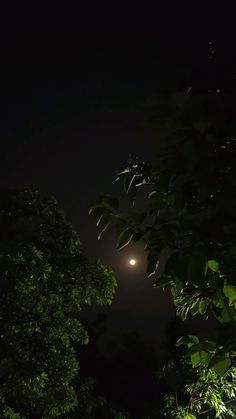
[156,248,178,277]
[123,173,140,204]
[199,350,211,366]
[176,335,199,348]
[223,284,236,305]
[147,249,159,277]
[199,299,209,315]
[188,343,213,368]
[188,341,216,354]
[89,196,118,217]
[89,207,105,225]
[116,228,133,250]
[207,259,219,272]
[114,216,129,237]
[212,358,231,376]
[153,274,172,288]
[97,214,112,240]
[34,249,43,260]
[116,167,131,176]
[218,306,236,323]
[190,300,200,316]
[191,351,201,367]
[148,191,158,199]
[124,173,137,194]
[148,191,166,210]
[212,291,225,308]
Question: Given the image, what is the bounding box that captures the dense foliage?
[90,88,236,417]
[0,189,116,418]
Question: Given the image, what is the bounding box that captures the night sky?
[1,6,236,349]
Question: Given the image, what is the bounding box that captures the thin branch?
[175,392,178,408]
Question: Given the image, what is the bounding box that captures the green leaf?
[189,345,213,368]
[223,284,236,305]
[188,341,216,353]
[207,259,219,272]
[218,306,236,323]
[212,358,231,376]
[176,335,199,348]
[212,291,225,308]
[199,350,211,366]
[199,299,209,315]
[191,351,201,367]
[190,300,200,316]
[148,191,158,199]
[116,228,133,250]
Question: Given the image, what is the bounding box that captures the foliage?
[157,319,196,399]
[90,88,236,416]
[64,376,107,418]
[0,189,116,418]
[162,366,236,418]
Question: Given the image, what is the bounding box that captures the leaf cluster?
[0,189,117,417]
[90,89,236,417]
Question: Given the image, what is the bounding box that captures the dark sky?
[1,6,236,347]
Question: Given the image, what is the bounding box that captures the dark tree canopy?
[0,189,116,418]
[91,88,236,417]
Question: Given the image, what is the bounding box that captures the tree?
[0,188,116,418]
[90,87,236,417]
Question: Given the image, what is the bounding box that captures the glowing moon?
[129,259,136,266]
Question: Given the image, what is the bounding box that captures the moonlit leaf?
[116,228,133,250]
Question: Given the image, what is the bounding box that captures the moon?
[129,258,136,266]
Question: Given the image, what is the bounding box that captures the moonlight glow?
[129,259,136,266]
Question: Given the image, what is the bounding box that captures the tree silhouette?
[0,189,116,418]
